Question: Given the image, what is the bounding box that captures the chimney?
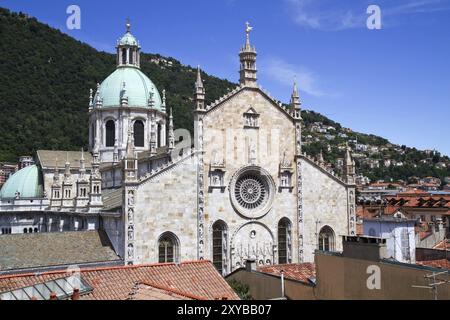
[281,270,285,298]
[49,292,57,300]
[245,259,257,272]
[72,288,80,301]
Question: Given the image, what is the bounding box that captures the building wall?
[226,269,316,300]
[201,89,299,271]
[301,159,350,262]
[132,156,198,264]
[363,220,416,263]
[315,252,450,300]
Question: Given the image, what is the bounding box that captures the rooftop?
[0,261,240,300]
[258,263,316,284]
[0,231,121,273]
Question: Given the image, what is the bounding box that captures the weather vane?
[245,21,253,34]
[126,18,131,32]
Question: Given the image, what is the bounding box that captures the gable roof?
[0,231,120,273]
[0,261,240,300]
[37,150,93,170]
[204,85,294,120]
[258,263,316,284]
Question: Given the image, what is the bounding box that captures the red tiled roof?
[0,261,240,300]
[434,240,450,251]
[417,259,450,270]
[258,263,316,283]
[128,282,208,300]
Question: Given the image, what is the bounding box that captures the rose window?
[235,175,267,209]
[230,166,275,218]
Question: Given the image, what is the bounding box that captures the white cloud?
[260,57,326,97]
[285,0,450,31]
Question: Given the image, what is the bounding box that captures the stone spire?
[89,88,93,110]
[120,81,129,107]
[344,144,356,184]
[168,106,175,151]
[79,149,86,180]
[113,139,119,163]
[150,111,157,156]
[53,158,60,186]
[239,22,257,87]
[161,89,167,113]
[95,83,103,108]
[126,126,135,159]
[194,66,206,111]
[64,152,71,182]
[317,150,325,166]
[290,79,302,119]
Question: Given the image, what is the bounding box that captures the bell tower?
[239,22,257,87]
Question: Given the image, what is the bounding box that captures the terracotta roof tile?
[416,259,450,270]
[0,261,239,300]
[258,263,315,283]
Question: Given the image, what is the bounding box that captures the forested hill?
[1,7,449,184]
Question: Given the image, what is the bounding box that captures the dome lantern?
[117,19,141,68]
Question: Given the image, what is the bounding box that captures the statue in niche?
[127,244,134,259]
[128,225,134,241]
[128,191,134,206]
[281,173,289,187]
[128,208,134,222]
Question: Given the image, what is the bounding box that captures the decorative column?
[123,128,138,265]
[194,67,206,260]
[292,80,304,263]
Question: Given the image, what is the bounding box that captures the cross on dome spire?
[126,18,131,33]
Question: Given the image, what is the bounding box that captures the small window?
[318,226,335,252]
[133,120,145,147]
[105,120,116,147]
[158,232,179,263]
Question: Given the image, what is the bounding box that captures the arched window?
[23,228,28,234]
[158,232,179,263]
[278,218,292,264]
[122,48,127,65]
[133,120,145,147]
[212,221,228,275]
[29,228,33,234]
[105,120,115,147]
[34,228,38,233]
[157,123,162,148]
[318,226,335,252]
[129,49,134,64]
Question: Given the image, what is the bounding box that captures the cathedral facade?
[0,23,356,275]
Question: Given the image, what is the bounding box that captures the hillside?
[0,7,449,185]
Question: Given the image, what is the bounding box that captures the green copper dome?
[95,67,163,110]
[0,165,43,199]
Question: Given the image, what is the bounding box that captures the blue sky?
[3,0,450,156]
